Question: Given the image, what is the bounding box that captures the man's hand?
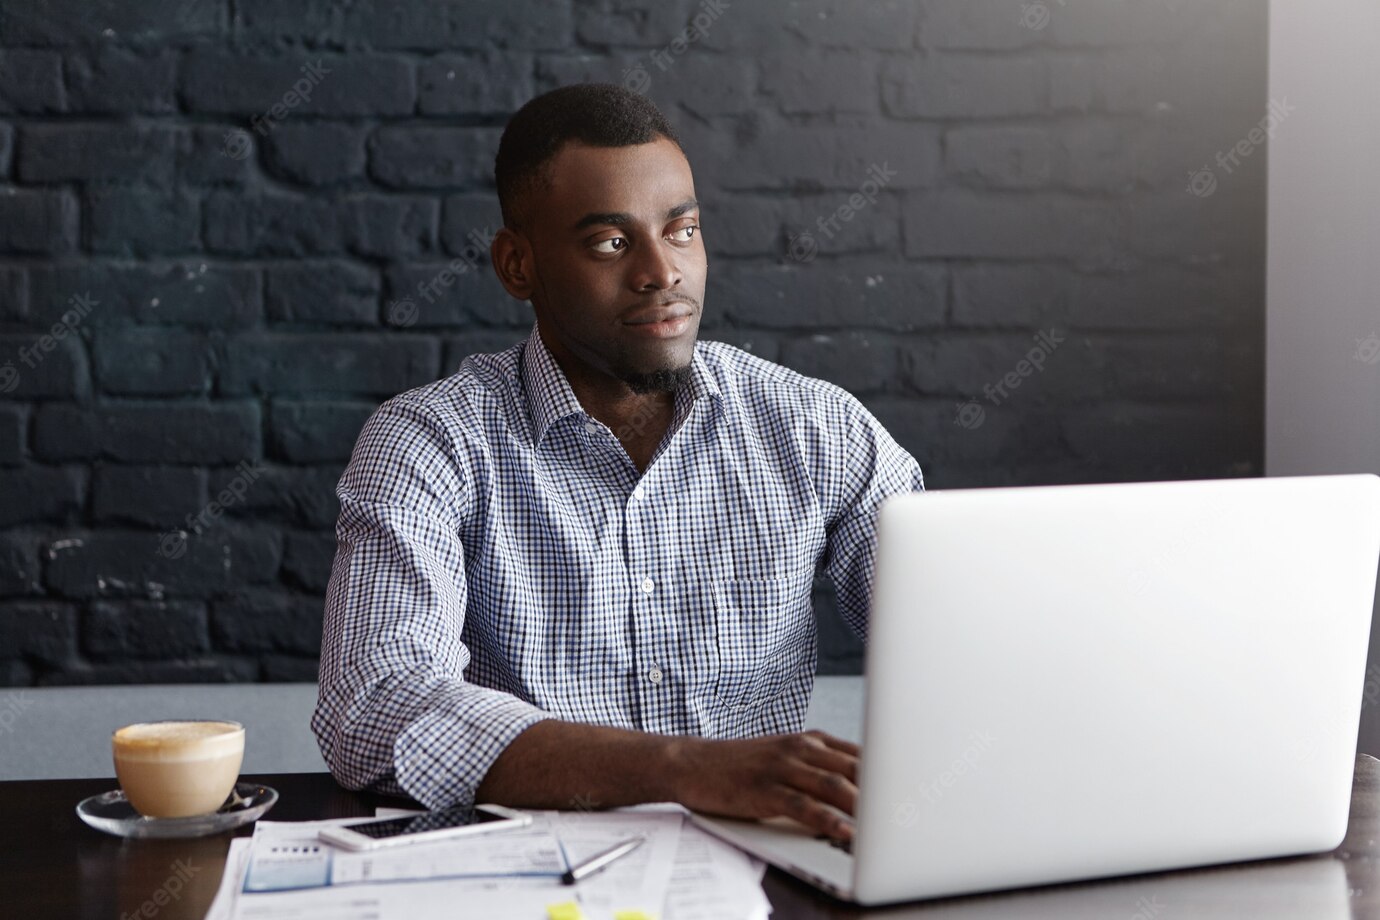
[668,730,860,841]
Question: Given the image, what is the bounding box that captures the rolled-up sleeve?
[820,394,925,644]
[311,396,552,810]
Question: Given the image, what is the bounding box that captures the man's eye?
[668,225,698,243]
[592,237,627,254]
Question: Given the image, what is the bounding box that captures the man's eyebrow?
[573,210,631,230]
[667,198,699,219]
[572,198,700,231]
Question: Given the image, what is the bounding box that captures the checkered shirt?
[312,326,925,809]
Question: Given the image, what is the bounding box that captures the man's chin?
[620,364,693,395]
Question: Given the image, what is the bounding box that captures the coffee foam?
[113,721,243,762]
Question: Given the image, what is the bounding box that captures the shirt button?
[585,422,601,436]
[648,666,663,684]
[640,577,655,594]
[633,486,646,501]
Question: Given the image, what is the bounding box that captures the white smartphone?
[318,804,532,852]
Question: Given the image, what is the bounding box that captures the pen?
[560,834,647,885]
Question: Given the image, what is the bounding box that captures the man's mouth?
[622,304,694,338]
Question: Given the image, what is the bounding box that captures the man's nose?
[630,240,683,291]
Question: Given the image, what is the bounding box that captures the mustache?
[630,293,700,312]
[616,295,702,327]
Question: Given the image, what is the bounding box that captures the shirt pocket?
[710,576,809,712]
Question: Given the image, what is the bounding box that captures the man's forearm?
[473,718,686,809]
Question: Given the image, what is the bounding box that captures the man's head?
[490,83,705,395]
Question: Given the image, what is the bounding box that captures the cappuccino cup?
[112,720,245,818]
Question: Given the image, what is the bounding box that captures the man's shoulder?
[696,339,865,416]
[385,338,526,422]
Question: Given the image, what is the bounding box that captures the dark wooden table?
[5,756,1378,919]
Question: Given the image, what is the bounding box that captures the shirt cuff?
[392,684,553,810]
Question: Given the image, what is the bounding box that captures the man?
[313,83,924,844]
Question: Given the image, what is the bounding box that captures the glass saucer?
[76,783,278,839]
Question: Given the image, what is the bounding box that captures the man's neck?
[539,328,681,472]
[572,377,676,474]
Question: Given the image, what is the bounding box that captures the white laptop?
[689,474,1380,906]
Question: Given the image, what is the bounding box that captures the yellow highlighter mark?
[546,902,586,920]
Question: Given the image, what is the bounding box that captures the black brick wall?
[0,0,1267,685]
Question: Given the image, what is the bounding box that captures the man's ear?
[491,227,535,300]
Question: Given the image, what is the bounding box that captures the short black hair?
[494,83,682,231]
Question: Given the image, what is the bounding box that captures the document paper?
[204,804,770,920]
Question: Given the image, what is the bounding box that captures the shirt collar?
[520,323,723,447]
